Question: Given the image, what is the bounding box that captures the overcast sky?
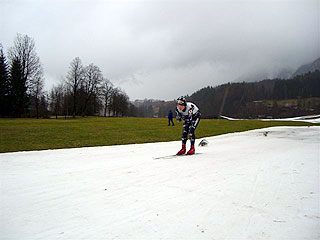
[1,0,319,101]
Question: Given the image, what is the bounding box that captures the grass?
[0,117,318,153]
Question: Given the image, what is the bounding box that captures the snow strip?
[221,114,320,123]
[1,126,319,239]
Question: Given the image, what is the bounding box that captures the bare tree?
[81,63,103,116]
[63,85,71,119]
[110,87,119,116]
[101,78,114,116]
[110,88,129,117]
[65,57,85,118]
[50,83,64,119]
[29,66,44,118]
[117,90,129,116]
[8,34,42,92]
[39,92,49,118]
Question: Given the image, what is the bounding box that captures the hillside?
[292,57,320,77]
[188,70,320,118]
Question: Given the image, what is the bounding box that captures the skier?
[168,110,174,126]
[175,96,201,155]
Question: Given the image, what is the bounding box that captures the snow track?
[1,126,319,239]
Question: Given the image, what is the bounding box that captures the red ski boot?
[176,144,186,155]
[186,145,195,155]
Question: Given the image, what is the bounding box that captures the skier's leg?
[182,122,190,144]
[177,122,189,155]
[189,115,201,145]
[187,115,201,155]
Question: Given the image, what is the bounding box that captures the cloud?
[1,0,319,100]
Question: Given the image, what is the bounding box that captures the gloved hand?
[176,112,182,122]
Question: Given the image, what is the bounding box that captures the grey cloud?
[1,0,319,100]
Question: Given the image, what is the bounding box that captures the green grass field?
[0,117,318,153]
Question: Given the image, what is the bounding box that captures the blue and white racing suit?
[175,102,201,145]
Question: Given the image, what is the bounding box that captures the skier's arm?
[188,105,195,121]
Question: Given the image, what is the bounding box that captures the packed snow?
[1,126,319,239]
[220,114,320,123]
[262,115,320,124]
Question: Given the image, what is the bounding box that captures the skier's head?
[177,96,186,110]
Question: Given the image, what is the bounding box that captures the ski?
[153,153,202,160]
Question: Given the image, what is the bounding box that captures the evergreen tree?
[0,45,10,117]
[9,58,28,117]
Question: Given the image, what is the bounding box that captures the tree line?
[0,34,135,118]
[132,70,320,119]
[188,70,320,118]
[50,57,133,118]
[131,99,176,118]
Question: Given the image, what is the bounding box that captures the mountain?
[292,57,320,77]
[235,57,320,83]
[276,68,294,79]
